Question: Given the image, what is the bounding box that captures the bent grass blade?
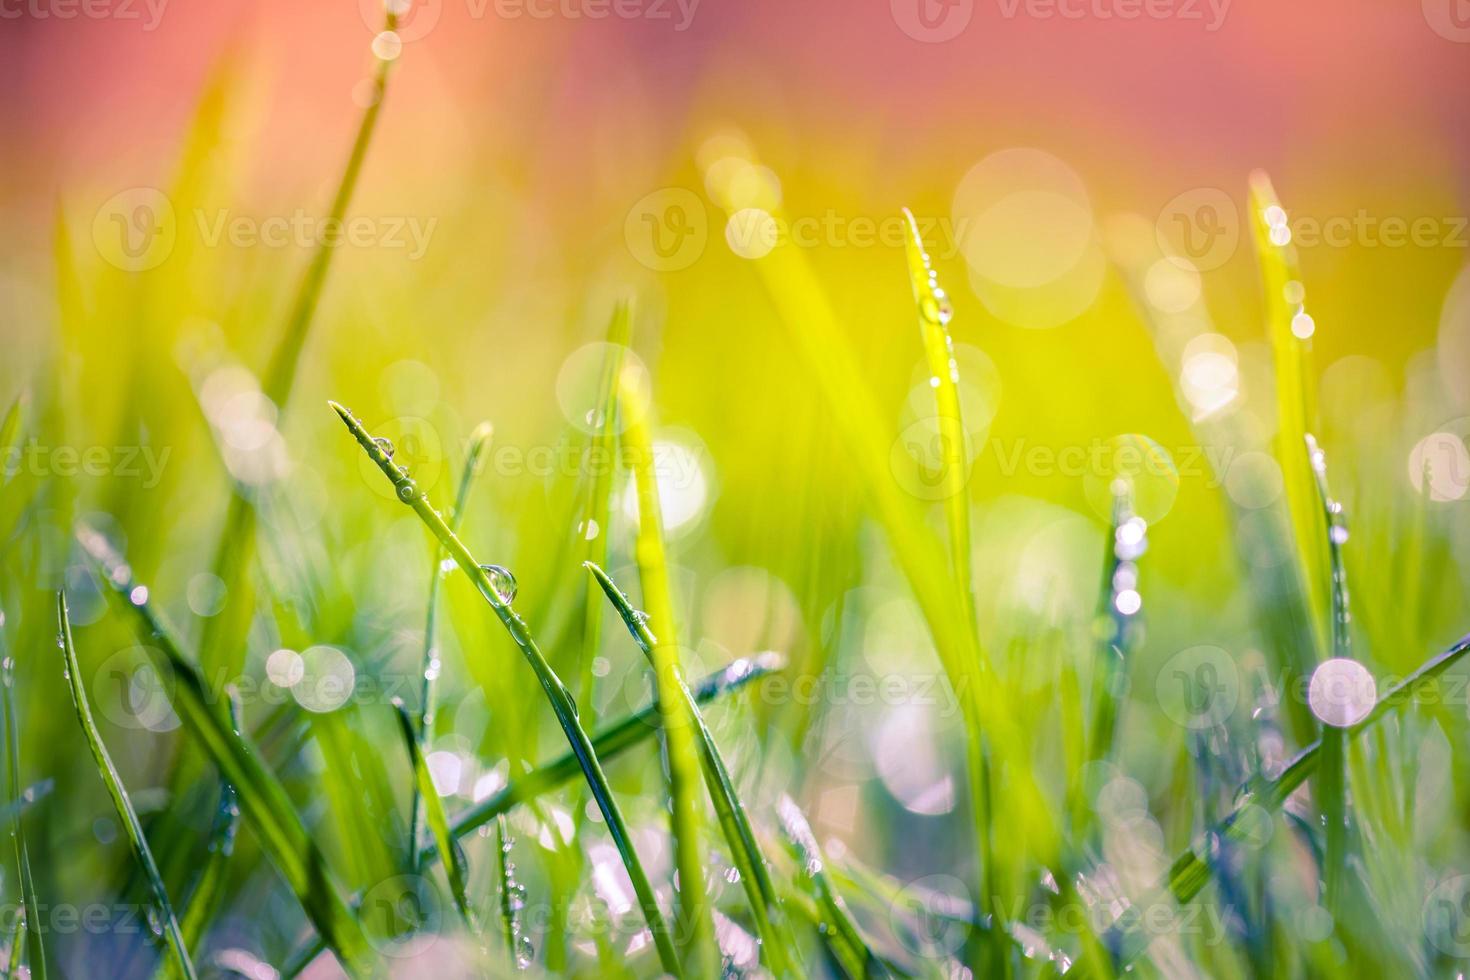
[74,527,375,977]
[330,401,682,978]
[56,593,197,980]
[587,561,803,978]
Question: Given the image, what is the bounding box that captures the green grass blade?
[56,593,198,980]
[413,421,493,870]
[1,659,45,980]
[616,373,716,972]
[74,528,375,977]
[1101,627,1470,969]
[329,400,682,978]
[0,393,22,491]
[392,699,477,932]
[587,561,803,977]
[5,903,24,979]
[495,815,531,970]
[1304,433,1354,915]
[776,794,888,979]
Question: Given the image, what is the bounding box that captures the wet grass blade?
[5,904,24,979]
[75,527,374,977]
[56,593,197,980]
[1305,433,1354,915]
[330,401,682,978]
[412,421,493,871]
[392,699,477,932]
[1100,627,1470,969]
[776,794,888,979]
[1,660,45,980]
[172,694,243,970]
[615,373,716,973]
[588,561,803,977]
[495,816,530,970]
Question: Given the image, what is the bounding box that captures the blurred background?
[2,0,1470,975]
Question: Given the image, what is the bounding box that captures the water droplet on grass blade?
[479,564,518,603]
[374,436,396,458]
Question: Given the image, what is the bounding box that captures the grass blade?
[5,903,24,979]
[1,657,45,980]
[1100,627,1470,969]
[412,421,493,870]
[1304,433,1354,915]
[0,394,22,492]
[776,794,888,979]
[56,593,197,980]
[615,372,716,972]
[495,816,531,970]
[392,699,477,932]
[587,561,803,977]
[75,527,374,977]
[329,400,682,977]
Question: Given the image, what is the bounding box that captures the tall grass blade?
[1304,433,1354,915]
[5,904,24,979]
[75,527,374,977]
[56,593,197,980]
[615,372,716,972]
[1100,627,1470,969]
[495,815,532,970]
[1,657,45,980]
[392,699,477,932]
[329,401,682,977]
[587,561,803,977]
[776,794,889,978]
[412,421,493,870]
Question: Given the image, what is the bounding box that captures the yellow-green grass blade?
[56,593,197,980]
[5,903,23,979]
[74,527,374,977]
[588,561,803,978]
[1100,627,1470,970]
[2,658,45,980]
[1249,172,1329,680]
[281,653,783,978]
[392,699,477,932]
[0,394,22,490]
[776,794,888,979]
[616,371,716,973]
[329,400,682,977]
[699,151,1054,927]
[413,421,493,871]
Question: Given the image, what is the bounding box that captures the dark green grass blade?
[75,527,374,977]
[587,561,802,977]
[1101,628,1470,969]
[413,421,492,871]
[281,653,783,978]
[776,794,889,979]
[330,401,681,978]
[1,660,45,980]
[56,593,197,980]
[392,700,476,931]
[495,815,530,970]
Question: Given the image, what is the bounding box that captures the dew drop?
[514,934,535,968]
[396,480,419,503]
[480,564,518,604]
[374,436,396,458]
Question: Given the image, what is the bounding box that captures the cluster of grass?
[1,21,1467,980]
